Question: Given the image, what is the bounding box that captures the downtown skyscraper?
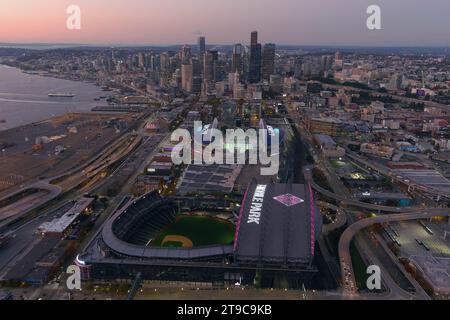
[248,31,262,83]
[262,43,276,81]
[202,49,218,92]
[198,36,206,77]
[198,36,206,55]
[232,43,243,75]
[181,45,193,92]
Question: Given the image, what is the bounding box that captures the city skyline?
[0,0,450,304]
[1,0,450,47]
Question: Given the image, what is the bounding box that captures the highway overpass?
[338,208,450,297]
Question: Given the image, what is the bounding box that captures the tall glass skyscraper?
[262,43,276,81]
[248,31,262,83]
[198,36,206,55]
[203,50,218,83]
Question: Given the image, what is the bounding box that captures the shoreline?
[0,112,91,136]
[0,63,100,85]
[0,64,108,132]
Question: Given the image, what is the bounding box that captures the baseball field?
[151,215,235,248]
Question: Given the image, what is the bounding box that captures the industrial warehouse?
[76,181,322,288]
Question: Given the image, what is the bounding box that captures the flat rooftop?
[410,255,450,295]
[37,197,93,234]
[177,164,242,195]
[395,169,450,193]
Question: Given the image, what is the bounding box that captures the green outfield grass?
[151,215,235,247]
[162,241,183,248]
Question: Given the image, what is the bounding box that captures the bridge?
[338,208,450,297]
[304,166,420,213]
[305,165,450,299]
[346,152,450,202]
[354,192,411,201]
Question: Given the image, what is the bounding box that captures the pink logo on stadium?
[273,194,304,207]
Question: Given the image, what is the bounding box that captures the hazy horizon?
[1,42,450,49]
[1,0,450,47]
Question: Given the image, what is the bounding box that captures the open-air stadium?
[78,181,322,287]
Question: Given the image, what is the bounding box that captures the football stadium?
[78,181,322,287]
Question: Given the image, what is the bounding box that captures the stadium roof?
[234,182,320,267]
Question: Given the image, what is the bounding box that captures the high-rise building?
[214,59,227,82]
[262,43,276,81]
[180,45,193,93]
[209,50,218,62]
[149,54,159,72]
[180,45,192,65]
[198,36,206,76]
[192,57,201,78]
[232,43,243,75]
[192,77,202,94]
[203,50,218,83]
[181,64,193,92]
[248,31,262,83]
[198,36,206,55]
[160,52,170,72]
[251,31,258,46]
[320,55,333,72]
[138,52,146,69]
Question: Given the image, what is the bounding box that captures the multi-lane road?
[304,166,423,213]
[345,152,450,201]
[338,209,450,298]
[305,165,449,300]
[0,108,168,278]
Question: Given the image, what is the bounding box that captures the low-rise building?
[37,198,94,237]
[306,116,342,137]
[360,143,394,159]
[312,134,345,158]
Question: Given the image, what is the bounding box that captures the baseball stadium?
[77,181,322,287]
[150,215,235,248]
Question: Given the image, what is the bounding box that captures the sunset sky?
[1,0,449,46]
